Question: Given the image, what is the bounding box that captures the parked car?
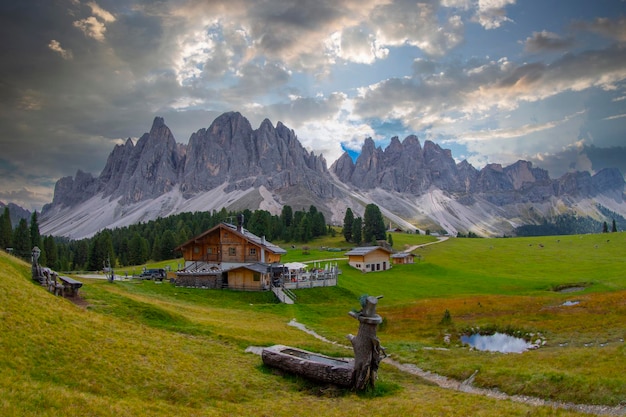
[139,268,166,281]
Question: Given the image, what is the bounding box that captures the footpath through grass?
[1,231,625,415]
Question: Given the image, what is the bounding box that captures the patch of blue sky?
[339,143,360,163]
[320,45,422,96]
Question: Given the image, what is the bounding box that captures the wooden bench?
[58,276,83,297]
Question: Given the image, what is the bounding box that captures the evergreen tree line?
[342,204,387,245]
[0,205,328,271]
[514,213,622,237]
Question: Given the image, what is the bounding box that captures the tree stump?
[347,295,386,390]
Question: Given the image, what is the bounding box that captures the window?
[193,246,199,254]
[253,273,260,282]
[229,247,236,256]
[250,248,257,256]
[207,248,213,254]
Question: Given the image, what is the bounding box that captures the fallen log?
[261,344,354,387]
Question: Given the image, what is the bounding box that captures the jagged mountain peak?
[40,112,626,240]
[150,116,166,131]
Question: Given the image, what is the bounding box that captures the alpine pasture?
[1,232,625,416]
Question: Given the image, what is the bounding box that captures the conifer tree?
[363,203,386,243]
[351,216,362,245]
[13,218,31,259]
[612,219,617,232]
[43,235,58,269]
[343,208,354,242]
[30,211,45,264]
[30,211,41,249]
[0,206,12,249]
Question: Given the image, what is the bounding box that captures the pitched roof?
[176,222,287,254]
[391,252,416,258]
[229,263,271,274]
[344,246,393,256]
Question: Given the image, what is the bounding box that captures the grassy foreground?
[1,232,625,416]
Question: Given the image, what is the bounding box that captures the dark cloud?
[584,145,626,175]
[573,16,626,42]
[263,93,346,127]
[1,1,626,211]
[524,31,575,53]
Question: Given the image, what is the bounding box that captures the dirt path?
[403,235,449,253]
[264,319,626,416]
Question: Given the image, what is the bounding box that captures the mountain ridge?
[40,112,626,239]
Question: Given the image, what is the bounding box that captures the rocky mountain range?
[40,112,626,239]
[0,202,31,227]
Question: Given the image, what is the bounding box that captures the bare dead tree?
[347,295,386,390]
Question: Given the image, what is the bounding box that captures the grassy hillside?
[1,233,625,415]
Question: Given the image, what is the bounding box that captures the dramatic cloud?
[0,0,625,210]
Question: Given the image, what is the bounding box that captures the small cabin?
[391,252,417,265]
[345,246,392,273]
[175,220,286,290]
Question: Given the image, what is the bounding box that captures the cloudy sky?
[1,0,626,211]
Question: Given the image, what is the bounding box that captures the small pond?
[461,332,534,353]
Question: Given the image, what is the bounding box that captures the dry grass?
[1,231,625,415]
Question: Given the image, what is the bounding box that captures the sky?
[1,0,626,211]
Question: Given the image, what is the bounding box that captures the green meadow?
[1,232,625,416]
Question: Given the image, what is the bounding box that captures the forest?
[0,205,330,272]
[514,206,625,237]
[1,201,621,272]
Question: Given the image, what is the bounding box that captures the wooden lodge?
[175,218,286,291]
[345,246,393,273]
[391,252,417,264]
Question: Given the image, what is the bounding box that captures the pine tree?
[43,235,58,269]
[602,221,609,233]
[0,206,12,249]
[13,218,31,259]
[612,219,617,232]
[281,205,293,228]
[73,240,90,270]
[88,231,114,270]
[387,233,393,247]
[160,230,176,260]
[151,235,162,261]
[351,217,362,245]
[343,208,354,242]
[363,204,386,243]
[30,211,41,249]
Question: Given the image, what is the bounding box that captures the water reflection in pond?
[461,333,534,353]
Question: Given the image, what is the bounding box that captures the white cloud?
[370,1,465,56]
[330,26,389,64]
[74,16,108,41]
[451,110,586,143]
[603,113,626,121]
[87,1,116,23]
[73,1,116,42]
[474,0,515,29]
[48,40,73,60]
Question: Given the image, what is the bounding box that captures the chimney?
[237,213,244,233]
